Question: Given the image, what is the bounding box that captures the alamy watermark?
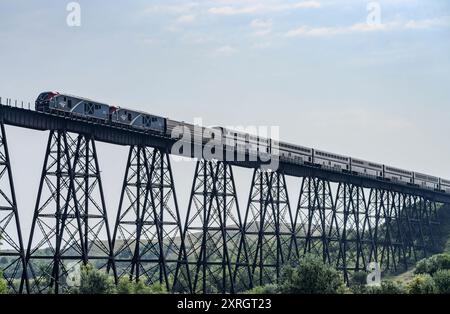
[367,1,382,26]
[170,118,280,171]
[66,262,81,288]
[66,2,81,27]
[366,262,382,286]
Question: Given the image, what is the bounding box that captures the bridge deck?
[1,104,449,203]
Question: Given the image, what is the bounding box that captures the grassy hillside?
[391,203,450,283]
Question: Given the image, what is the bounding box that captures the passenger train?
[35,91,450,194]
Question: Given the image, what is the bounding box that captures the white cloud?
[212,45,238,57]
[176,14,196,24]
[144,2,200,15]
[285,17,450,37]
[250,19,272,29]
[250,19,273,37]
[208,1,321,15]
[405,16,450,29]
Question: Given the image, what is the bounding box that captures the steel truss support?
[400,194,440,264]
[177,159,249,294]
[71,134,114,272]
[24,130,113,294]
[334,183,368,282]
[111,146,187,292]
[0,122,27,293]
[293,177,339,265]
[367,189,406,273]
[243,168,295,287]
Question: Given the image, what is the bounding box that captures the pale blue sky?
[0,0,449,235]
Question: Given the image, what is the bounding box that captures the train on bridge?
[35,91,450,194]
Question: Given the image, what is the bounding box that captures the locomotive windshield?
[37,92,56,101]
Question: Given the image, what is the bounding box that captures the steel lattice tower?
[24,130,112,294]
[334,183,367,282]
[111,146,187,292]
[367,189,406,273]
[111,146,150,282]
[243,169,295,287]
[0,122,27,293]
[177,159,249,294]
[294,177,339,265]
[71,134,114,273]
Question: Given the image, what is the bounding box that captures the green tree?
[406,274,437,294]
[116,277,168,294]
[433,269,450,294]
[242,284,279,294]
[72,264,116,294]
[366,280,405,294]
[349,271,369,294]
[415,254,450,275]
[277,256,346,294]
[0,234,8,294]
[0,270,8,294]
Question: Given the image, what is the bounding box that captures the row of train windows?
[316,152,348,161]
[415,174,439,182]
[280,144,311,153]
[385,167,412,176]
[225,131,268,142]
[352,160,382,169]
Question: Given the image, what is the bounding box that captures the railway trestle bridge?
[0,102,448,294]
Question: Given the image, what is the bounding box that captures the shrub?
[146,282,168,294]
[349,271,369,294]
[243,284,279,294]
[366,280,405,294]
[406,274,437,294]
[0,271,8,294]
[415,254,450,275]
[116,278,168,294]
[351,271,368,286]
[73,264,116,294]
[278,256,346,294]
[433,269,450,294]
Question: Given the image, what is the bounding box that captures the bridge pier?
[71,134,114,275]
[111,146,186,292]
[366,189,407,274]
[0,122,27,293]
[334,183,367,282]
[177,159,249,294]
[243,168,295,287]
[402,195,440,263]
[24,130,113,294]
[294,177,339,265]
